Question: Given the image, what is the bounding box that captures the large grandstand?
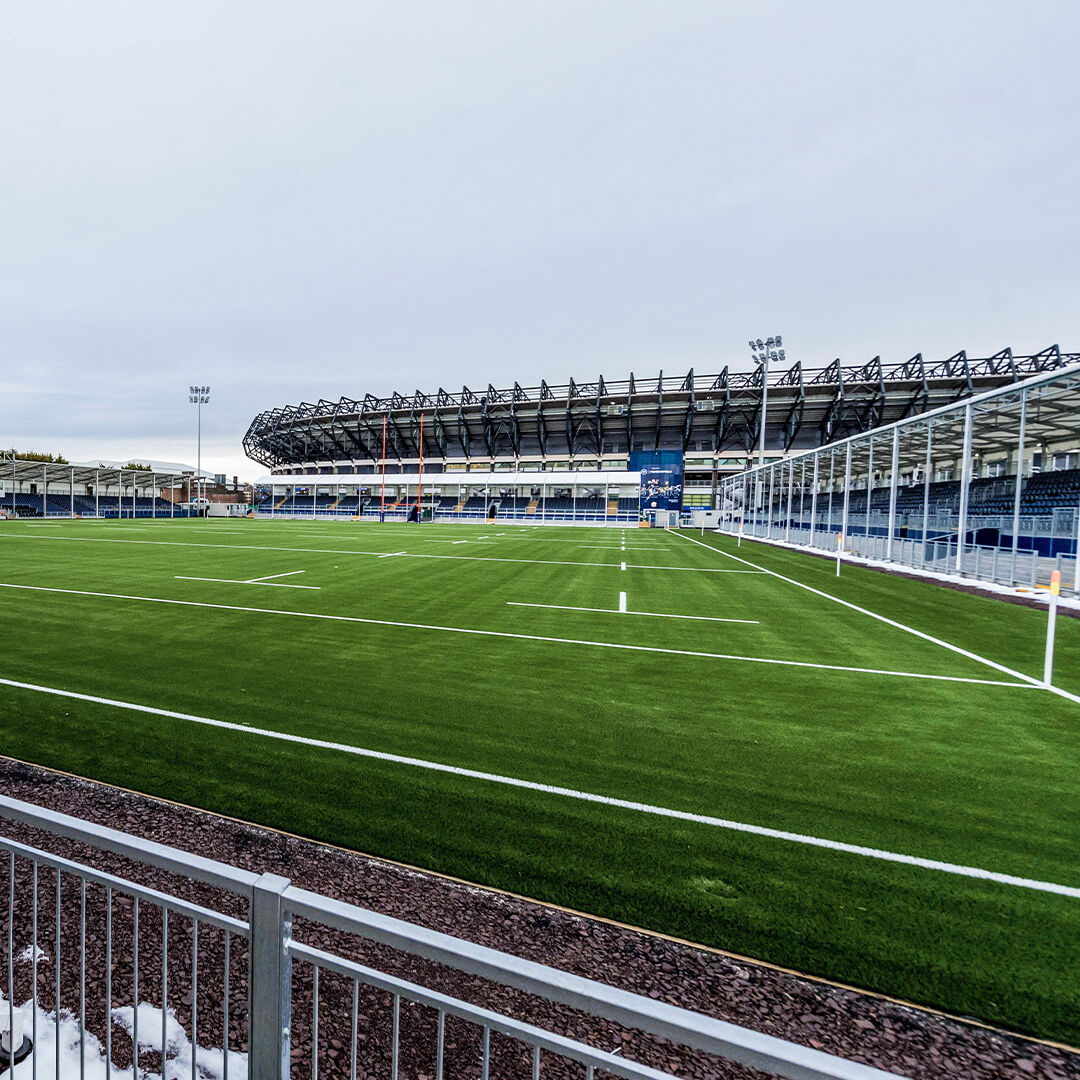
[241,344,1077,519]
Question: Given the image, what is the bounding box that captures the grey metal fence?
[0,795,903,1080]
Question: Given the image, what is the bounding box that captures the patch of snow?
[0,993,247,1080]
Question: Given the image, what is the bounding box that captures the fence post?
[250,873,292,1080]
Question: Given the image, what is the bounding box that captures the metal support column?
[840,443,852,547]
[784,459,794,543]
[865,441,874,540]
[249,874,292,1080]
[922,422,933,562]
[1011,390,1027,581]
[809,454,819,546]
[955,403,974,573]
[886,428,900,560]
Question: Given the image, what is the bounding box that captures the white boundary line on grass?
[0,533,754,573]
[672,530,1080,707]
[0,673,1074,900]
[0,581,1033,687]
[506,601,759,624]
[174,576,321,591]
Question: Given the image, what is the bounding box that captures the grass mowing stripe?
[0,581,1033,687]
[1,673,1076,901]
[673,529,1080,703]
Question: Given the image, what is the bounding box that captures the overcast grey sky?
[3,1,1078,480]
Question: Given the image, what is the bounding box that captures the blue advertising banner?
[630,450,684,512]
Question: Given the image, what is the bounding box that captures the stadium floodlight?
[188,384,211,512]
[749,335,784,468]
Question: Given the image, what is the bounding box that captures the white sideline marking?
[673,530,1080,707]
[0,581,1031,687]
[507,601,758,625]
[174,576,321,591]
[452,540,469,545]
[620,561,626,571]
[0,533,756,573]
[0,674,1073,900]
[245,570,306,582]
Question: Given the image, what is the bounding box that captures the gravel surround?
[0,757,1075,1080]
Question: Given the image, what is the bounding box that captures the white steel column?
[95,470,100,518]
[70,466,75,518]
[1011,389,1027,577]
[864,441,874,539]
[922,422,933,558]
[840,443,852,547]
[784,459,794,543]
[955,402,974,573]
[886,427,900,560]
[766,467,775,538]
[826,451,834,537]
[809,454,818,546]
[797,458,805,542]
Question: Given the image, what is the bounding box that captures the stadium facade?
[243,344,1076,521]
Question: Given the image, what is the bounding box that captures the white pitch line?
[672,530,1080,707]
[0,582,1032,687]
[0,674,1073,900]
[0,533,757,573]
[244,570,307,582]
[174,576,321,590]
[620,561,626,571]
[507,601,758,625]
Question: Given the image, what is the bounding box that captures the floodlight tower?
[189,385,211,508]
[748,337,784,467]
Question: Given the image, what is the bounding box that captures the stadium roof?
[244,344,1077,470]
[733,360,1080,481]
[2,457,190,488]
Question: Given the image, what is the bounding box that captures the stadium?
[1,340,1079,1080]
[5,5,1080,1078]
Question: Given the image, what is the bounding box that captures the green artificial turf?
[0,518,1077,1043]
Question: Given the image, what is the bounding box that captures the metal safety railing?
[0,795,907,1080]
[723,517,1079,597]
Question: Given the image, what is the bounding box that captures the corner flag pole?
[380,415,387,515]
[1044,569,1061,686]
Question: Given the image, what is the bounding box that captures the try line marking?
[0,674,1074,900]
[0,581,1034,688]
[672,530,1080,707]
[507,601,759,625]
